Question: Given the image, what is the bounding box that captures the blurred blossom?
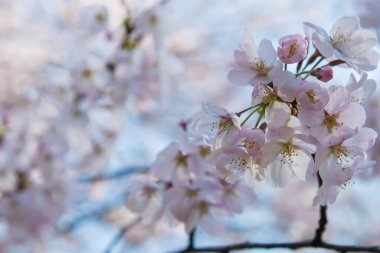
[1,0,380,253]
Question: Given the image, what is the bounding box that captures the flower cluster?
[0,2,166,247]
[126,16,378,232]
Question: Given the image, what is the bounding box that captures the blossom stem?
[241,107,261,126]
[295,71,310,77]
[236,104,262,117]
[254,108,265,128]
[296,60,303,73]
[301,49,321,72]
[302,57,324,80]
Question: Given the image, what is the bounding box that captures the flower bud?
[277,34,308,64]
[310,66,333,82]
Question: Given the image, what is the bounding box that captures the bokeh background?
[1,0,380,252]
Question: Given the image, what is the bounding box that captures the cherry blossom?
[299,86,366,146]
[314,127,377,204]
[193,103,241,147]
[277,34,309,64]
[2,1,380,250]
[296,81,329,111]
[228,33,282,86]
[310,66,333,82]
[152,141,202,183]
[251,71,302,127]
[346,72,377,103]
[261,126,316,187]
[305,16,379,71]
[125,175,165,224]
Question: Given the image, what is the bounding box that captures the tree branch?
[187,229,196,250]
[312,173,328,244]
[176,241,380,253]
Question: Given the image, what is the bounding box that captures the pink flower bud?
[311,66,333,82]
[277,34,308,64]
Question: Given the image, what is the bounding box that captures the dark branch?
[176,241,380,253]
[312,172,328,244]
[312,204,327,244]
[187,229,196,250]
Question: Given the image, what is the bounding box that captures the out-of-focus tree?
[1,1,380,253]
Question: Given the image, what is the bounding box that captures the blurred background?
[1,0,380,252]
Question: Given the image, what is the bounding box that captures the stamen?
[288,43,298,58]
[324,112,341,133]
[198,202,210,216]
[143,186,156,198]
[280,142,298,164]
[185,188,199,199]
[199,146,211,158]
[175,151,188,167]
[306,89,319,104]
[331,145,354,166]
[250,58,269,76]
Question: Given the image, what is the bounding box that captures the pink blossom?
[219,179,255,213]
[209,128,265,183]
[277,34,309,64]
[299,86,366,146]
[305,16,379,71]
[312,184,340,206]
[252,71,301,127]
[164,179,222,232]
[228,33,282,86]
[313,127,377,204]
[296,81,329,111]
[193,103,241,148]
[152,141,202,183]
[261,125,316,187]
[346,72,377,103]
[310,66,333,82]
[125,176,165,223]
